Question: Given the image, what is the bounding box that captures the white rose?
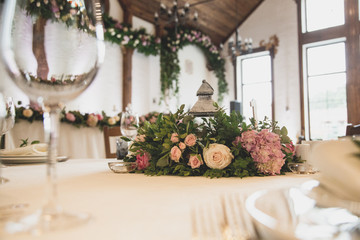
[203,143,234,169]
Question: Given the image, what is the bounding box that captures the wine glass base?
[1,209,90,236]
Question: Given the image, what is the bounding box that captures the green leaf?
[31,140,40,145]
[20,138,29,147]
[156,154,170,167]
[280,126,288,136]
[162,143,171,150]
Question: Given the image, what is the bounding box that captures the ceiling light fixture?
[154,0,198,30]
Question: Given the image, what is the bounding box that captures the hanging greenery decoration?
[15,1,228,104]
[161,27,227,103]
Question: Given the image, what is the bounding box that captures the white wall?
[224,0,300,141]
[0,0,300,142]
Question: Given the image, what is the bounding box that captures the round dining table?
[0,158,315,240]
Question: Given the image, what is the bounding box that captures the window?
[236,50,273,123]
[303,40,347,140]
[298,0,360,140]
[303,0,344,32]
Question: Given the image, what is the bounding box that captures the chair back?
[103,126,121,158]
[346,124,360,137]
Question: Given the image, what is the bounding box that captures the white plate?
[0,155,68,164]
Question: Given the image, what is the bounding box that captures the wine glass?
[120,104,139,140]
[0,93,15,184]
[0,0,105,234]
[110,104,138,172]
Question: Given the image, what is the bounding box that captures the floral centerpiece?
[123,104,295,178]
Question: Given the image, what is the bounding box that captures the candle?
[250,99,258,127]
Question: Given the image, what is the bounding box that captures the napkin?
[309,139,360,202]
[0,143,48,156]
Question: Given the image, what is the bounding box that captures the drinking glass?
[0,94,15,184]
[120,104,139,140]
[0,0,105,234]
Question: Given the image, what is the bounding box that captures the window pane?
[243,82,272,122]
[242,55,271,84]
[308,73,347,140]
[307,42,346,76]
[305,0,344,32]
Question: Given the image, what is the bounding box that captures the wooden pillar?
[345,0,360,125]
[118,0,133,111]
[33,17,49,80]
[122,47,134,111]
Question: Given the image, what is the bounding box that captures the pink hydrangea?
[239,129,285,175]
[136,152,150,170]
[239,130,258,152]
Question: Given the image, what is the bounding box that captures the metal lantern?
[189,80,217,117]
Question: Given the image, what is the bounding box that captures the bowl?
[108,161,137,173]
[287,162,318,174]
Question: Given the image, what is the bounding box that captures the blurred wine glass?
[120,104,139,140]
[0,0,105,234]
[0,93,15,184]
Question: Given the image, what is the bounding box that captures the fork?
[218,194,257,240]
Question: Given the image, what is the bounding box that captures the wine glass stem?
[43,107,61,215]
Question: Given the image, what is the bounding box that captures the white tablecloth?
[0,159,315,240]
[5,120,106,159]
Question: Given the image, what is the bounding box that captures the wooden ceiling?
[116,0,264,46]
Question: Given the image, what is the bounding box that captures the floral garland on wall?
[124,104,296,178]
[22,0,227,103]
[14,101,159,130]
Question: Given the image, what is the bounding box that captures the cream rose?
[23,109,33,118]
[170,146,181,162]
[107,117,116,125]
[203,144,234,169]
[184,134,197,147]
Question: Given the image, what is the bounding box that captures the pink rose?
[140,116,146,123]
[188,154,203,169]
[282,141,295,156]
[170,133,179,143]
[96,113,104,121]
[136,152,150,170]
[170,146,181,162]
[65,112,76,122]
[179,142,186,151]
[86,114,98,127]
[184,134,197,147]
[150,116,157,123]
